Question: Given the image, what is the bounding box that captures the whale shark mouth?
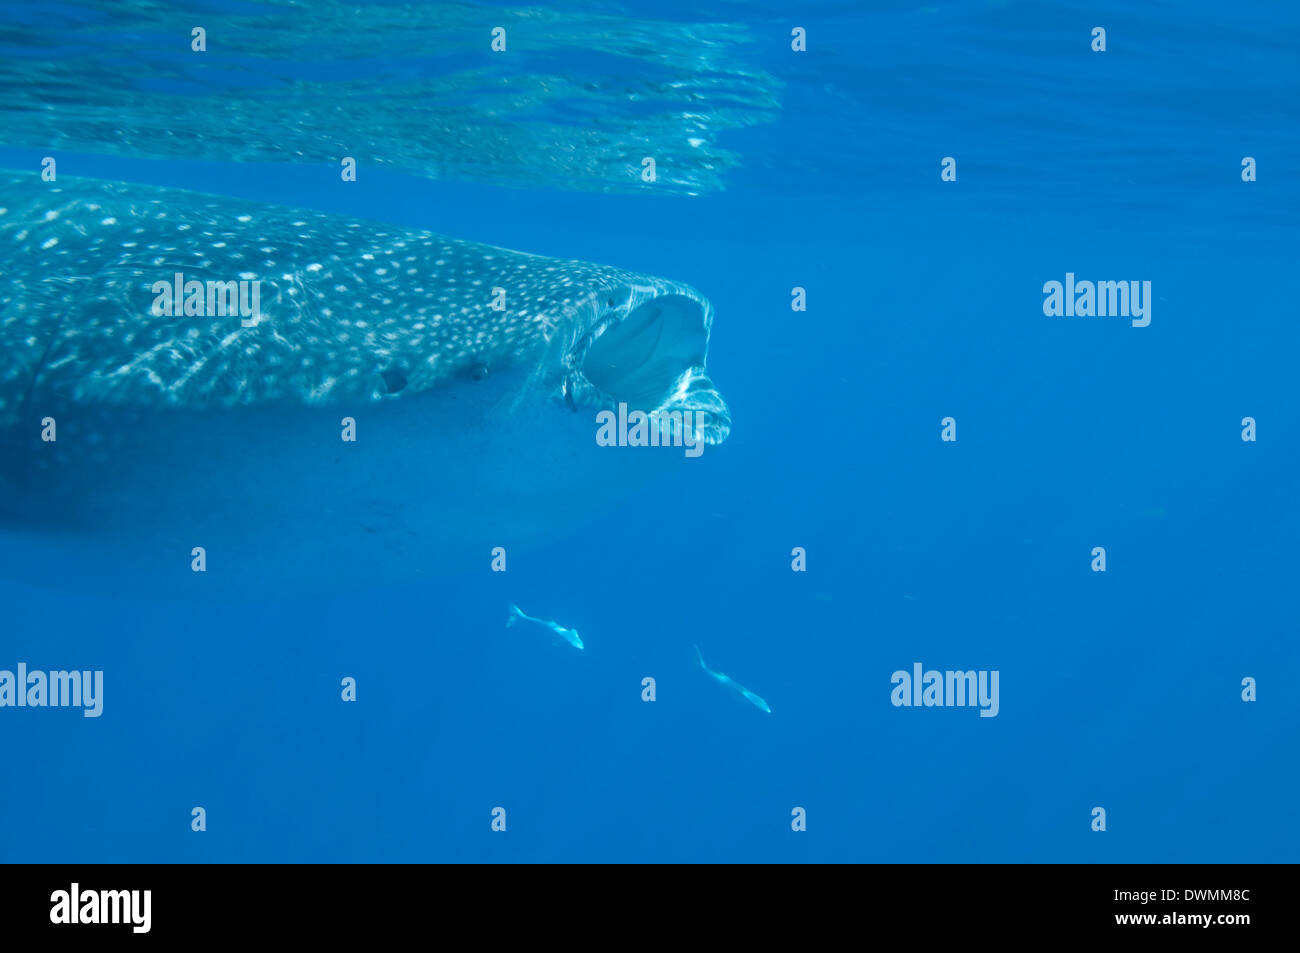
[563,290,731,445]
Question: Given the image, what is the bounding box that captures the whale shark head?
[0,174,733,594]
[559,280,731,446]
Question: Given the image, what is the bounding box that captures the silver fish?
[506,604,583,651]
[694,645,771,713]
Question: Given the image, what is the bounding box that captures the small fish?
[694,645,771,714]
[507,604,584,651]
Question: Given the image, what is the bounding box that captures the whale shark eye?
[607,296,615,306]
[468,362,489,381]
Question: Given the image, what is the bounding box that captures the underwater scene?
[0,0,1297,863]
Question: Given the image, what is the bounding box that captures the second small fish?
[695,645,771,713]
[507,604,584,650]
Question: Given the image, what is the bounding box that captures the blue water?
[1,0,1297,862]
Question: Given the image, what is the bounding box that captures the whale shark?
[0,173,730,594]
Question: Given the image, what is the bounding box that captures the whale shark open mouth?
[563,290,731,445]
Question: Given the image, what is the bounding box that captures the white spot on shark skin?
[237,215,252,223]
[41,237,58,249]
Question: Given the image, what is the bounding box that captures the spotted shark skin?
[0,173,730,591]
[0,173,729,433]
